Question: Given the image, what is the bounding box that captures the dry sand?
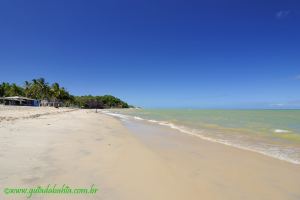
[0,106,299,200]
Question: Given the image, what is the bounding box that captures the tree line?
[0,78,130,108]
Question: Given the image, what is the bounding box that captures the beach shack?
[0,96,40,106]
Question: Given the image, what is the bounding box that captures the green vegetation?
[75,95,129,109]
[0,82,24,97]
[0,78,130,109]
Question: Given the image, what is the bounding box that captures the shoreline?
[102,110,300,165]
[1,107,300,199]
[118,114,300,199]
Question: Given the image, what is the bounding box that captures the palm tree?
[30,78,50,100]
[37,78,49,99]
[51,82,61,101]
[0,83,23,97]
[24,81,32,97]
[0,83,11,97]
[0,83,5,97]
[9,83,24,96]
[31,79,40,99]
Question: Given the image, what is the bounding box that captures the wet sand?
[0,106,299,199]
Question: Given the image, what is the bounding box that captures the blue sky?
[0,0,299,108]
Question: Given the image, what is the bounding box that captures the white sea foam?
[101,111,129,120]
[148,119,159,123]
[133,116,144,120]
[274,129,290,133]
[102,111,300,165]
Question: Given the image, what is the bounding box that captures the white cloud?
[276,10,291,19]
[270,100,300,108]
[270,103,284,107]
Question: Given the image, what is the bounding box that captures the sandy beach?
[0,106,300,200]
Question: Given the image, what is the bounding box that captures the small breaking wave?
[274,129,290,133]
[148,119,159,123]
[101,111,130,120]
[133,116,144,120]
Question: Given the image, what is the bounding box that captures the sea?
[102,109,300,165]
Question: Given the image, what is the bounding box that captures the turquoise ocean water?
[103,109,300,164]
